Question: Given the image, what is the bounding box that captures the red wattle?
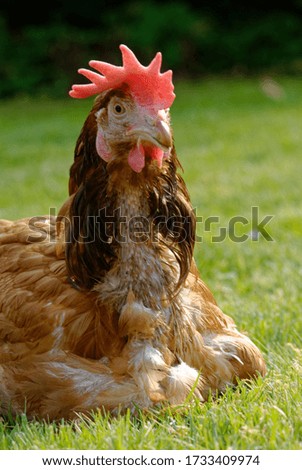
[149,147,164,168]
[128,144,145,173]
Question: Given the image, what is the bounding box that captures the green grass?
[0,78,301,450]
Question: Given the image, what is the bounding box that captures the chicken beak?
[127,116,172,152]
[153,119,172,150]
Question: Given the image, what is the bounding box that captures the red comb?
[69,44,175,110]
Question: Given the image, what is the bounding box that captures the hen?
[0,45,265,420]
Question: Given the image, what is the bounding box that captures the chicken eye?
[114,103,125,115]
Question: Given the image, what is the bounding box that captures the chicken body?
[0,89,266,419]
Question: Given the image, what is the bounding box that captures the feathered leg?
[0,351,155,419]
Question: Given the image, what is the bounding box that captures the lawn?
[0,78,301,450]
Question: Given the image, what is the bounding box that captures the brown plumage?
[0,79,265,420]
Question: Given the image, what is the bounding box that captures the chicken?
[0,45,266,420]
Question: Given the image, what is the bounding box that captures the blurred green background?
[1,0,302,97]
[1,0,302,450]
